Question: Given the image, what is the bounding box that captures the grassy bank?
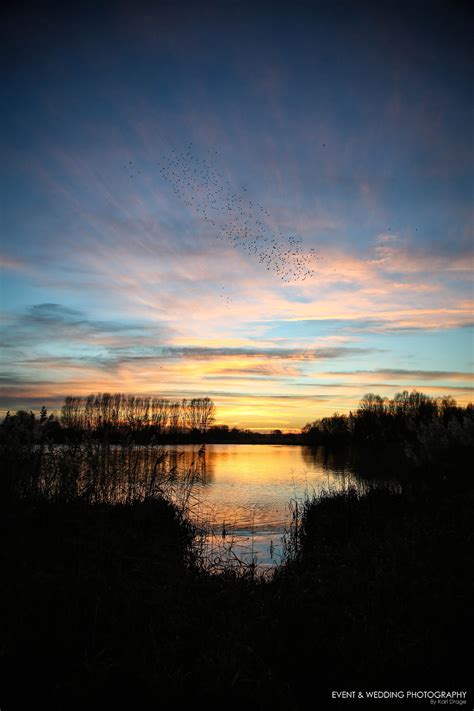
[2,493,279,709]
[272,482,473,697]
[1,440,472,709]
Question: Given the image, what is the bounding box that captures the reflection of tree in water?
[166,446,215,486]
[301,445,354,475]
[301,445,401,490]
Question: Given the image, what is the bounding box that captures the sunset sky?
[1,0,473,430]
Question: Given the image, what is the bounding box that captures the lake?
[164,444,358,569]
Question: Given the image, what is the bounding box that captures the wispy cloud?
[0,254,28,272]
[160,345,377,360]
[3,3,472,432]
[322,369,474,382]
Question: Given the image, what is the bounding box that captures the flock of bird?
[123,147,408,308]
[219,285,233,310]
[151,144,321,284]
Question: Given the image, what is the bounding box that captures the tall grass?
[1,434,262,577]
[1,436,204,505]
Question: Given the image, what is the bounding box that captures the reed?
[1,433,472,708]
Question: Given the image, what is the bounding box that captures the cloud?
[2,302,170,351]
[0,254,28,272]
[160,345,377,361]
[9,145,473,339]
[322,369,474,382]
[29,303,82,319]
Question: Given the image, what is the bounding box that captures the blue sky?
[1,0,473,428]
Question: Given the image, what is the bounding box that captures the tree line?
[60,393,216,434]
[2,390,472,451]
[302,390,473,446]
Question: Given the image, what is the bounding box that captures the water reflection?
[164,444,357,569]
[167,445,215,485]
[300,444,354,472]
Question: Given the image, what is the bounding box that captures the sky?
[1,0,473,430]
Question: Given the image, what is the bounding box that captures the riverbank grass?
[1,440,472,708]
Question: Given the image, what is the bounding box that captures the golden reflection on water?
[164,444,355,568]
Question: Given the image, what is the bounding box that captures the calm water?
[164,444,357,568]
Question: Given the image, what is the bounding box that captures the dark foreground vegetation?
[1,396,473,709]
